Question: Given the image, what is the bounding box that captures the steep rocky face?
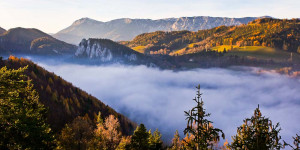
[75,38,138,62]
[54,16,261,44]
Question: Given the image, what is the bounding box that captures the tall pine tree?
[0,66,55,149]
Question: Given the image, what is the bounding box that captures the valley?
[1,14,300,149]
[30,56,300,145]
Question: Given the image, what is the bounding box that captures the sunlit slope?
[124,18,300,56]
[132,46,147,53]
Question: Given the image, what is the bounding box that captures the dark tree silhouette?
[184,84,224,150]
[130,124,150,150]
[230,105,283,150]
[284,133,300,150]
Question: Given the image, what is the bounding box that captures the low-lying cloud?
[38,61,300,145]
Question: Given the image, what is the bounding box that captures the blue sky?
[0,0,299,33]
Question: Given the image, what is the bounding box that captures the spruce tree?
[130,124,150,150]
[0,66,55,149]
[230,105,283,150]
[184,84,224,150]
[284,133,300,150]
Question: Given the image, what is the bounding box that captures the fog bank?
[38,62,300,145]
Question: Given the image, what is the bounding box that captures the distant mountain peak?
[72,17,103,26]
[124,18,132,24]
[0,27,6,35]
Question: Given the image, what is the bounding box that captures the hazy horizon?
[1,0,299,33]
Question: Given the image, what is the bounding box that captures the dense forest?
[122,18,300,55]
[0,56,136,135]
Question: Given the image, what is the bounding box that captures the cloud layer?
[39,62,300,145]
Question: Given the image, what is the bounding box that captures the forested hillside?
[123,18,300,55]
[0,28,76,55]
[0,56,136,135]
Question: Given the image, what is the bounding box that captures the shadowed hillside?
[0,28,76,55]
[0,56,136,135]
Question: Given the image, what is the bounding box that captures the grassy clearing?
[234,46,275,52]
[132,46,146,53]
[225,46,300,63]
[211,45,239,52]
[187,43,196,48]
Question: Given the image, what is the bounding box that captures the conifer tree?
[184,84,224,150]
[230,105,283,150]
[0,66,55,149]
[149,129,163,150]
[130,124,150,150]
[170,130,182,150]
[284,133,300,150]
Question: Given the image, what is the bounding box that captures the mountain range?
[0,18,299,70]
[0,27,76,55]
[53,16,261,44]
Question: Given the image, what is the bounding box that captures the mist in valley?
[25,56,300,145]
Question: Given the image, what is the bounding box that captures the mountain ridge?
[0,27,77,55]
[0,27,6,35]
[53,16,263,44]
